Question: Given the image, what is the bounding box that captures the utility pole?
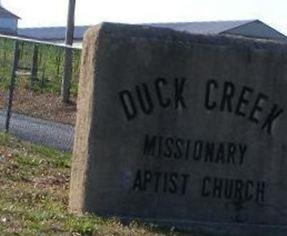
[61,0,76,103]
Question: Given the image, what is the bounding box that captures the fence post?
[2,40,6,68]
[5,41,19,133]
[30,44,38,90]
[61,0,76,103]
[41,68,45,93]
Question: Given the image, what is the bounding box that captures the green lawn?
[0,133,190,235]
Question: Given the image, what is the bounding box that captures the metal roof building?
[0,6,20,19]
[18,20,287,47]
[0,5,20,35]
[150,20,287,42]
[18,25,87,41]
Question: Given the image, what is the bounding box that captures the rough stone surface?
[69,22,287,235]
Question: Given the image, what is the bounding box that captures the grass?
[0,133,191,235]
[0,38,81,97]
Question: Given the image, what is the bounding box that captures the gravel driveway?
[0,110,74,152]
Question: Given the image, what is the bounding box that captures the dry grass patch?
[0,88,76,125]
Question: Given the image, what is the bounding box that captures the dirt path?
[0,111,74,151]
[0,110,74,151]
[0,88,76,125]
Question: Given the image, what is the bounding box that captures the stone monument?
[69,22,287,235]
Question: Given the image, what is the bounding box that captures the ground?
[0,88,76,125]
[0,133,191,235]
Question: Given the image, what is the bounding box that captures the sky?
[2,0,287,35]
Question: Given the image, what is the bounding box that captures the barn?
[0,4,20,35]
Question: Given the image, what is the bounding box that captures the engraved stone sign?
[69,23,287,234]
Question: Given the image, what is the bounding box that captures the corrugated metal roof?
[149,20,255,35]
[18,25,89,40]
[18,20,287,43]
[0,6,20,19]
[18,20,256,41]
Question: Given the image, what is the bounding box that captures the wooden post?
[56,51,61,77]
[2,39,6,68]
[5,41,19,133]
[30,44,38,90]
[2,50,6,68]
[41,68,45,93]
[61,0,76,103]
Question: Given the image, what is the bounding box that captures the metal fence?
[0,35,82,149]
[0,34,81,96]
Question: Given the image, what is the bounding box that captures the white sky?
[2,0,287,35]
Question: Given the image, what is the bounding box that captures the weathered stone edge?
[69,25,104,213]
